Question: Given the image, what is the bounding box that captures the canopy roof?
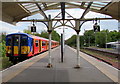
[1,1,120,24]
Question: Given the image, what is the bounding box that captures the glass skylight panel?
[90,6,101,10]
[22,3,33,6]
[91,4,104,8]
[93,2,109,6]
[47,3,57,7]
[69,2,82,5]
[40,4,44,9]
[24,4,36,8]
[29,8,39,12]
[25,5,37,9]
[27,6,38,10]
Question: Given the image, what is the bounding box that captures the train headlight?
[8,51,11,54]
[23,51,27,54]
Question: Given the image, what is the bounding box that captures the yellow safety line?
[2,47,59,82]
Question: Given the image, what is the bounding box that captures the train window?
[35,40,39,47]
[42,41,46,46]
[52,43,54,45]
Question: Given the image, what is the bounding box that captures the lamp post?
[59,27,67,62]
[59,27,68,52]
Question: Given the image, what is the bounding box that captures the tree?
[23,29,32,34]
[65,35,77,48]
[65,29,119,48]
[84,30,95,46]
[0,32,6,57]
[51,31,60,41]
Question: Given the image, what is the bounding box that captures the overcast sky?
[1,8,118,40]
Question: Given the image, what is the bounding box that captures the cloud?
[1,25,23,34]
[0,8,118,40]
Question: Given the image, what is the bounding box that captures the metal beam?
[19,17,114,22]
[80,2,93,19]
[60,2,65,20]
[35,3,48,19]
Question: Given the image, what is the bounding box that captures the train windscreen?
[21,36,28,46]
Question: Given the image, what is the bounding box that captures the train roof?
[31,35,49,41]
[6,32,31,37]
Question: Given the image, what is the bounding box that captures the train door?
[39,40,42,52]
[13,35,21,56]
[46,41,48,50]
[7,35,21,56]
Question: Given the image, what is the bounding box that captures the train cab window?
[7,38,12,46]
[7,36,12,46]
[42,41,46,46]
[35,40,39,47]
[14,37,19,46]
[21,36,28,46]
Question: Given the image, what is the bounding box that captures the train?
[6,33,59,63]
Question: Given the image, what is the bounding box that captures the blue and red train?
[6,33,59,63]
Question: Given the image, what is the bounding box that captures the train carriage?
[6,33,59,63]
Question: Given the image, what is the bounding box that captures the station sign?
[31,25,36,32]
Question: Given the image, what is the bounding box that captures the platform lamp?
[93,18,100,47]
[31,20,36,33]
[93,18,100,32]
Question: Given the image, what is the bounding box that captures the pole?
[95,32,96,47]
[74,19,80,69]
[47,15,52,68]
[89,36,90,47]
[76,33,80,68]
[63,27,65,52]
[106,33,107,49]
[61,34,64,62]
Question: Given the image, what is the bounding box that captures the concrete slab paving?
[2,46,118,83]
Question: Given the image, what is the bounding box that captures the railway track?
[81,48,120,70]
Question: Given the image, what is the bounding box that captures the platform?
[2,45,119,84]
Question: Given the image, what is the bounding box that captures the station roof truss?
[1,1,120,25]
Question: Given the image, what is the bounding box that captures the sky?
[0,8,118,40]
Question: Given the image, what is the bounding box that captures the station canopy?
[1,1,120,25]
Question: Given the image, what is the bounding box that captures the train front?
[6,33,32,63]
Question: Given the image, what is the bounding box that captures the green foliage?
[65,35,77,48]
[66,29,119,48]
[23,29,60,41]
[1,57,13,70]
[52,31,60,41]
[39,31,49,39]
[84,30,95,47]
[0,32,13,70]
[23,29,32,34]
[0,41,6,57]
[0,33,6,57]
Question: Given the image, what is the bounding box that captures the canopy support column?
[74,19,80,69]
[47,15,53,68]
